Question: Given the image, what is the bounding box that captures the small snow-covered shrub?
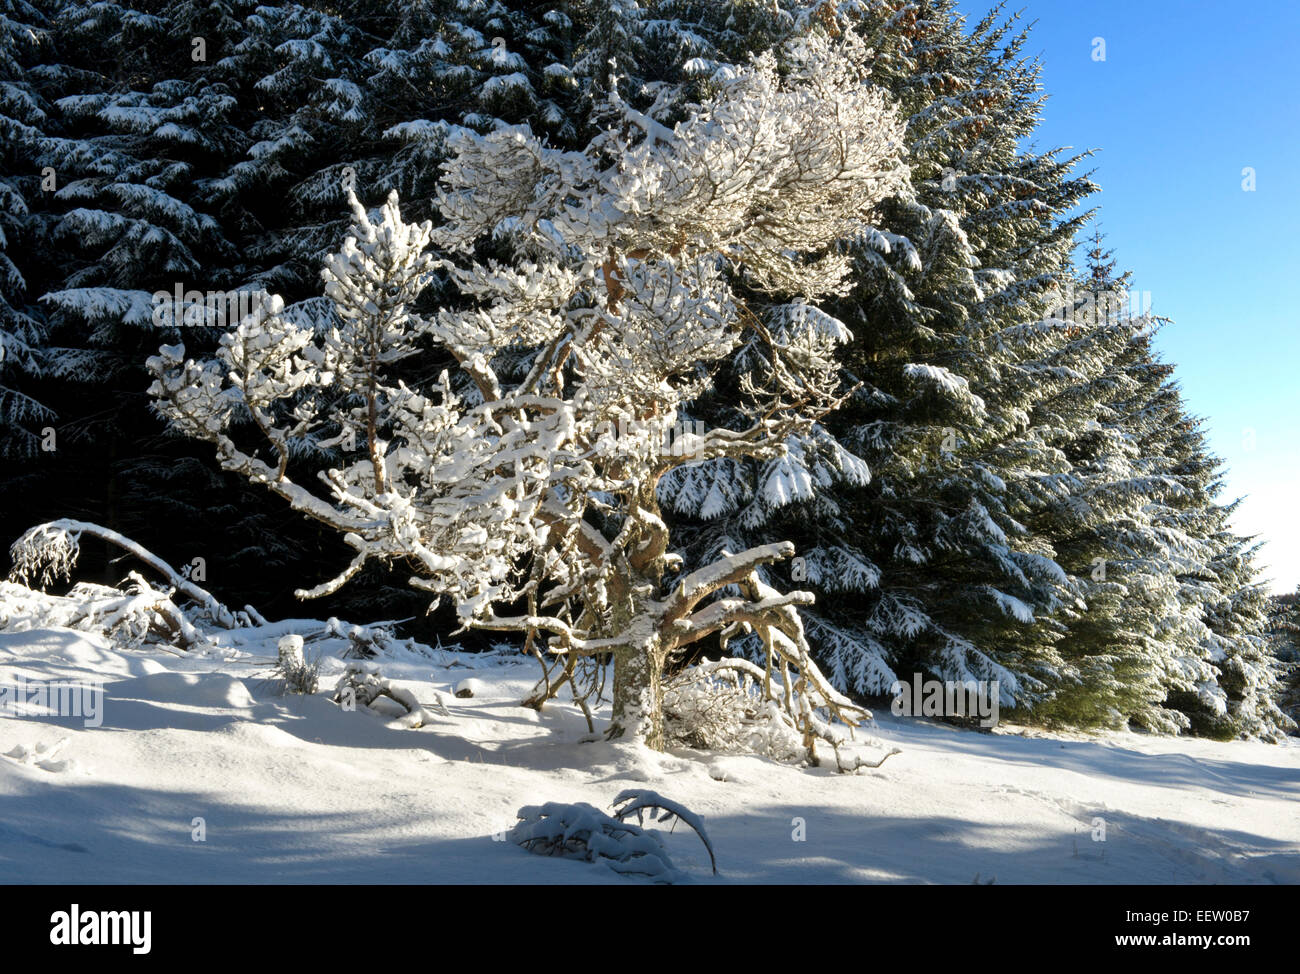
[663,657,900,771]
[454,678,484,698]
[271,634,319,694]
[663,660,806,762]
[508,790,715,883]
[332,661,443,727]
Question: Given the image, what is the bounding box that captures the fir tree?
[1030,233,1212,732]
[1265,589,1300,729]
[0,0,62,456]
[663,0,1097,710]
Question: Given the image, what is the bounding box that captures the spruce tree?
[1265,589,1300,728]
[1029,232,1208,732]
[0,0,63,457]
[663,0,1096,709]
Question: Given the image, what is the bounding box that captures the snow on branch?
[8,519,241,632]
[333,661,445,728]
[508,791,715,882]
[0,575,205,651]
[611,789,716,874]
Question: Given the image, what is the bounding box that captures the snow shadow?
[874,716,1300,802]
[0,771,627,883]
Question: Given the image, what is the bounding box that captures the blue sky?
[980,0,1300,592]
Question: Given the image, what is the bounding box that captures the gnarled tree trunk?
[609,634,669,750]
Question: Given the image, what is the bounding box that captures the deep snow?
[1,624,1297,884]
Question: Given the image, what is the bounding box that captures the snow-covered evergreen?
[663,1,1091,703]
[1266,590,1300,726]
[0,0,64,455]
[659,1,1291,740]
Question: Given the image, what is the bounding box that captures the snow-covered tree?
[1059,254,1292,741]
[148,29,910,753]
[1194,518,1292,741]
[1265,589,1300,728]
[1024,234,1215,733]
[0,0,100,458]
[663,0,1096,709]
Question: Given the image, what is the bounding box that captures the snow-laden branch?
[8,519,238,630]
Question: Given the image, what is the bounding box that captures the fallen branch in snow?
[611,789,716,874]
[509,792,713,882]
[0,575,207,651]
[332,661,447,727]
[307,616,424,660]
[7,519,247,631]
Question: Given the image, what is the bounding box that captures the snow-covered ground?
[1,624,1296,884]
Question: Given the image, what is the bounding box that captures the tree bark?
[609,636,668,750]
